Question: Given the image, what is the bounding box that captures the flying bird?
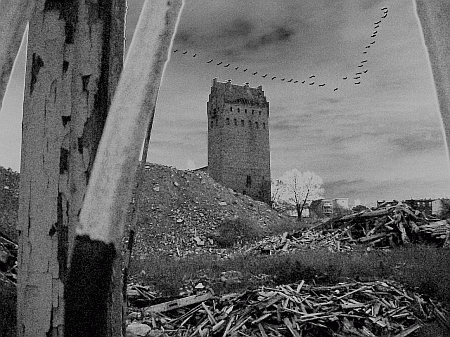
[354,76,360,79]
[262,74,268,78]
[207,59,213,63]
[356,72,362,75]
[361,60,367,63]
[381,7,387,10]
[375,20,381,24]
[243,68,248,72]
[374,25,379,29]
[381,14,387,18]
[358,64,364,67]
[371,35,377,38]
[334,88,338,91]
[287,79,293,83]
[343,77,348,80]
[373,31,378,34]
[272,76,277,80]
[370,41,375,44]
[173,49,178,52]
[281,78,285,81]
[319,84,325,87]
[309,75,315,78]
[363,69,368,73]
[235,66,239,70]
[224,63,230,67]
[217,61,223,65]
[182,51,188,54]
[354,82,361,84]
[363,51,368,54]
[294,80,299,83]
[309,82,314,85]
[301,80,306,83]
[252,72,258,75]
[193,53,197,57]
[365,46,371,49]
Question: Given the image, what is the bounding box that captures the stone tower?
[207,78,271,204]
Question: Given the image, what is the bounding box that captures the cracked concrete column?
[17,0,125,336]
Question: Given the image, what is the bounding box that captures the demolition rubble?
[126,279,449,337]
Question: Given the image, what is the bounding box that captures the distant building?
[309,199,333,220]
[207,78,271,204]
[403,198,434,217]
[431,198,450,217]
[332,198,349,210]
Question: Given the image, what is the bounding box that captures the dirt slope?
[130,163,292,258]
[0,166,19,242]
[0,164,292,256]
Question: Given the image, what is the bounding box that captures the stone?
[126,322,151,337]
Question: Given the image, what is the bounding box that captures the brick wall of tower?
[207,78,271,204]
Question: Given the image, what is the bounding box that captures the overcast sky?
[1,0,450,206]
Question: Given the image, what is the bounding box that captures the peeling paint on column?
[18,1,126,336]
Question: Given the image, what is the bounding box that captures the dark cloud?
[391,132,444,153]
[244,26,296,50]
[222,18,254,38]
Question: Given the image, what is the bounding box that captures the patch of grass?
[132,244,450,310]
[212,218,265,248]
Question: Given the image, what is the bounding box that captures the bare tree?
[270,178,286,209]
[278,170,324,221]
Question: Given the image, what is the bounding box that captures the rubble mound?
[128,163,292,258]
[0,166,19,243]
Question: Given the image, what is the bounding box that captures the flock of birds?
[171,7,389,92]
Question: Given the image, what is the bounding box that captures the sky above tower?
[1,0,449,206]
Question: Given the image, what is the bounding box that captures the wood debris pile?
[0,232,17,285]
[131,280,449,337]
[334,202,450,248]
[243,228,354,255]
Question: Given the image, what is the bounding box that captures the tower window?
[238,108,240,113]
[263,122,266,129]
[255,121,259,129]
[211,121,213,128]
[226,118,230,125]
[234,118,237,125]
[245,109,247,113]
[246,175,252,187]
[259,111,261,116]
[252,110,254,115]
[241,119,244,126]
[216,119,218,126]
[248,120,252,127]
[230,107,232,111]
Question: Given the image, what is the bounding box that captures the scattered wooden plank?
[144,292,213,314]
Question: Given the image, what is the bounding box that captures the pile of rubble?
[332,202,450,248]
[128,164,291,259]
[240,202,450,256]
[126,279,450,337]
[0,232,17,286]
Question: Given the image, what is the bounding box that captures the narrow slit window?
[255,121,259,129]
[263,122,266,129]
[241,119,244,126]
[234,118,237,125]
[226,118,230,125]
[230,107,233,111]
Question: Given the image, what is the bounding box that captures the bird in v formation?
[169,6,388,92]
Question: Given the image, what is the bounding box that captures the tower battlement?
[207,78,271,204]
